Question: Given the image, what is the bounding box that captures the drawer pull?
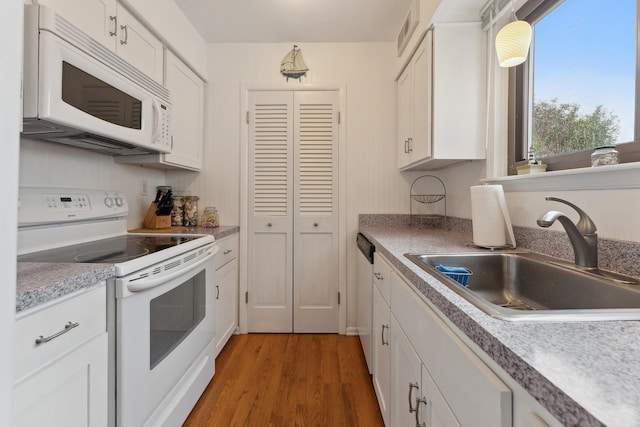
[35,321,79,345]
[374,272,383,280]
[408,382,419,413]
[216,285,220,300]
[381,324,389,346]
[109,16,117,36]
[415,396,427,427]
[223,249,233,255]
[120,25,128,45]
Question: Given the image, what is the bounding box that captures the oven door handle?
[127,248,217,292]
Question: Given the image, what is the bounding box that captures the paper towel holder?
[410,175,447,230]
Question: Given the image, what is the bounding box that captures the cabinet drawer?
[14,284,107,382]
[373,253,391,305]
[215,234,238,270]
[391,274,511,427]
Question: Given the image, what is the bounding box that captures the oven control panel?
[18,187,129,226]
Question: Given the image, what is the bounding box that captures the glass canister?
[591,146,619,167]
[183,196,199,227]
[170,196,184,226]
[200,207,219,228]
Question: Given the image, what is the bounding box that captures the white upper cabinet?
[37,0,164,83]
[397,31,432,169]
[397,22,487,170]
[161,51,205,170]
[116,50,205,170]
[114,5,164,83]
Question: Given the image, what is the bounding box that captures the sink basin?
[405,252,640,321]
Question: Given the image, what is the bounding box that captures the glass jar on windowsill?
[591,146,619,167]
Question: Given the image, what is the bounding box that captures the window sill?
[482,162,640,192]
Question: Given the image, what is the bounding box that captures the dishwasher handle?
[357,233,375,264]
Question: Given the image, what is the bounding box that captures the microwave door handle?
[126,248,217,292]
[151,99,161,144]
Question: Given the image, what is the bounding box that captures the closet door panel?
[293,91,340,333]
[247,91,294,332]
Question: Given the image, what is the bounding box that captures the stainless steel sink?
[405,252,640,321]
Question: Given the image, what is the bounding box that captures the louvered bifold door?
[247,91,294,332]
[293,91,340,333]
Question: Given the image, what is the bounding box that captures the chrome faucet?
[536,197,598,269]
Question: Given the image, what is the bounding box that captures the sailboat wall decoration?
[280,45,309,81]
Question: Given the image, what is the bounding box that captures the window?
[508,0,640,173]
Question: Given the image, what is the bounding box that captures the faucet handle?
[545,197,597,235]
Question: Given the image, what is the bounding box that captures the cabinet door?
[391,274,512,427]
[163,51,205,170]
[410,31,433,162]
[13,333,108,427]
[372,285,390,426]
[215,258,238,356]
[116,5,164,84]
[390,316,422,427]
[396,65,413,169]
[420,364,461,427]
[37,0,117,50]
[373,254,391,306]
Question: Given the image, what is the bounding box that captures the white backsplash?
[19,138,167,230]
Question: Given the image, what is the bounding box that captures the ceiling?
[174,0,414,43]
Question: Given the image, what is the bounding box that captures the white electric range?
[17,187,218,427]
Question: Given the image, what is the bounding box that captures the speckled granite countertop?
[360,225,640,427]
[16,226,240,314]
[16,263,115,314]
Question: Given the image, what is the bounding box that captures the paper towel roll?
[470,185,516,248]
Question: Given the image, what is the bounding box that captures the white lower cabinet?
[390,315,460,427]
[214,234,239,356]
[13,285,108,427]
[374,254,565,427]
[372,284,391,426]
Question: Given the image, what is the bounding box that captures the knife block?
[143,202,172,229]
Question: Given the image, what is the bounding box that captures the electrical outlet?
[140,179,149,197]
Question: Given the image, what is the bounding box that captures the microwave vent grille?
[51,12,169,103]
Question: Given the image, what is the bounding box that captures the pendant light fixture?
[495,0,532,67]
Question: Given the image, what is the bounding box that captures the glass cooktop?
[18,234,201,264]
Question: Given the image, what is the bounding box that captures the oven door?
[116,251,216,427]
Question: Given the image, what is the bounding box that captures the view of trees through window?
[531,0,635,159]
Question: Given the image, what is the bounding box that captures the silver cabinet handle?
[35,321,79,345]
[381,324,389,346]
[409,382,419,413]
[415,396,427,427]
[407,137,413,153]
[404,139,409,153]
[215,285,220,300]
[223,249,232,255]
[109,16,117,36]
[120,25,128,45]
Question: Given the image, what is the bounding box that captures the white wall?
[167,42,414,330]
[1,1,22,423]
[20,139,167,229]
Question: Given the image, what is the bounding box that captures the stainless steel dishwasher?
[356,233,375,374]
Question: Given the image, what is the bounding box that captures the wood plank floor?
[184,334,384,427]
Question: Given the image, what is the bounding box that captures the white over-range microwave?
[22,5,172,155]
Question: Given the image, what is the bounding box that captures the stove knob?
[115,196,125,207]
[104,197,114,208]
